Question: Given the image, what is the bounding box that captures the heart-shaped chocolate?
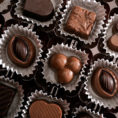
[23,0,54,21]
[29,100,62,118]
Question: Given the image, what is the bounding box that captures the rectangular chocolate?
[64,6,96,38]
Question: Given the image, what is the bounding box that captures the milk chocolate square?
[65,6,96,38]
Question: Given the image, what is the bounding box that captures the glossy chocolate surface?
[78,112,93,118]
[49,53,82,84]
[92,68,118,98]
[29,100,62,118]
[0,83,16,117]
[107,34,118,52]
[23,0,54,21]
[65,6,96,38]
[7,35,36,68]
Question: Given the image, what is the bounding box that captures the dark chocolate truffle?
[92,68,118,98]
[23,0,54,22]
[78,112,93,118]
[7,35,36,68]
[0,0,4,4]
[57,68,74,84]
[0,83,16,117]
[49,53,67,70]
[64,6,96,38]
[29,100,62,118]
[107,34,118,52]
[67,56,82,74]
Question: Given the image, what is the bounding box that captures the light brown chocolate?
[64,6,96,38]
[107,34,118,52]
[29,100,62,118]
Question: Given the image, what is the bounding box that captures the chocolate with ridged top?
[7,35,36,68]
[29,100,62,118]
[92,68,118,98]
[0,83,16,117]
[23,0,54,22]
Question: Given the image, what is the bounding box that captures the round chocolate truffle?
[67,56,82,74]
[57,68,74,84]
[29,100,62,118]
[107,34,118,52]
[49,53,67,70]
[92,68,118,98]
[78,112,93,118]
[7,35,36,68]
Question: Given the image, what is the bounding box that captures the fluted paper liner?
[22,90,70,118]
[0,76,24,118]
[15,0,63,27]
[73,106,104,118]
[84,59,118,109]
[102,14,118,58]
[42,43,89,92]
[58,0,106,45]
[0,0,11,13]
[0,24,42,77]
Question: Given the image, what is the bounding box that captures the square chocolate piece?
[64,6,96,38]
[0,83,16,117]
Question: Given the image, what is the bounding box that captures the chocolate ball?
[57,68,74,84]
[78,112,93,118]
[67,56,82,74]
[29,100,62,118]
[7,35,36,67]
[49,54,67,70]
[92,68,118,98]
[107,34,118,52]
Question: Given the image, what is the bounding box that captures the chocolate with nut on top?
[7,35,36,68]
[64,6,96,39]
[92,68,118,98]
[23,0,54,22]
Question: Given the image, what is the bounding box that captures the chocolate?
[49,54,67,70]
[29,100,62,118]
[92,68,118,98]
[78,112,93,118]
[23,0,54,22]
[107,34,118,52]
[57,68,74,84]
[0,83,16,117]
[7,35,36,68]
[49,54,82,84]
[67,56,82,74]
[0,0,4,4]
[64,6,96,38]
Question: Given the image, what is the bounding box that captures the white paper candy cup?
[102,14,118,59]
[58,0,106,45]
[84,59,118,109]
[22,90,70,118]
[0,24,42,77]
[15,0,63,27]
[73,106,104,118]
[42,43,89,92]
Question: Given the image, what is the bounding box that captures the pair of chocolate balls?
[49,53,82,84]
